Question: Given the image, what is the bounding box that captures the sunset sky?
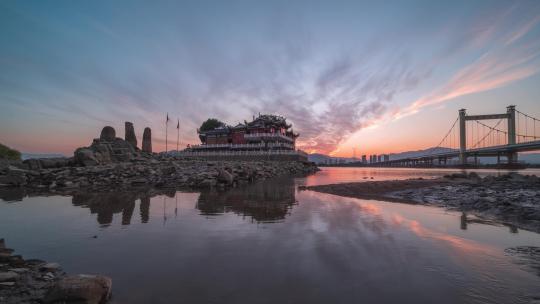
[1,0,540,157]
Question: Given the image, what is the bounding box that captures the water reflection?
[197,178,296,223]
[2,168,540,304]
[69,178,297,226]
[72,190,174,226]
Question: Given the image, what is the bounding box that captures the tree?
[199,118,226,132]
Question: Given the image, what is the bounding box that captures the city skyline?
[1,0,540,156]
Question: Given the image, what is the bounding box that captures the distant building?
[377,155,382,162]
[384,154,390,162]
[361,155,367,164]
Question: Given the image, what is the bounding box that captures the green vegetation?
[199,118,226,132]
[0,143,21,161]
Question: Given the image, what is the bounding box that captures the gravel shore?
[304,172,540,233]
[0,157,318,194]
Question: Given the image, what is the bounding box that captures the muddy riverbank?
[304,172,540,233]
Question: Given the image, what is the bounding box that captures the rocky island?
[0,121,318,195]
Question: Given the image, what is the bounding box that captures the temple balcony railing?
[267,142,295,149]
[244,133,294,142]
[173,149,307,157]
[189,142,296,150]
[190,143,266,150]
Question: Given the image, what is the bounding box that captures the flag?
[166,113,170,123]
[177,119,180,129]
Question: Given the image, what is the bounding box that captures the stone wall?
[175,152,308,162]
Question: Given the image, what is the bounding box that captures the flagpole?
[176,119,180,152]
[165,113,169,153]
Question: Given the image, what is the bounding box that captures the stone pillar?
[142,127,152,153]
[125,122,137,149]
[459,109,467,165]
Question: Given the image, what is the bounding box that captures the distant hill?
[21,153,66,160]
[308,153,356,164]
[520,153,540,164]
[388,147,455,160]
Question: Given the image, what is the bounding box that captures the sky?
[1,0,540,157]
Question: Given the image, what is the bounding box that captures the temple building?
[191,114,299,151]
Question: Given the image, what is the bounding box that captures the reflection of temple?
[72,191,174,226]
[196,178,297,223]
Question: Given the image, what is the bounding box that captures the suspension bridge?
[371,105,540,167]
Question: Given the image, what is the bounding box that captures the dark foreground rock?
[44,275,112,304]
[304,172,540,233]
[0,239,111,304]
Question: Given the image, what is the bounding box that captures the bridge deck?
[372,140,540,165]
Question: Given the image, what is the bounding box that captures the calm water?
[1,167,540,304]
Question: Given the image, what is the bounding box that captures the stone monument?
[142,127,152,153]
[124,122,137,149]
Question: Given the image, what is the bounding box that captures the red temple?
[192,114,299,151]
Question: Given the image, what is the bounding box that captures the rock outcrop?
[74,126,136,166]
[124,122,137,149]
[142,127,152,153]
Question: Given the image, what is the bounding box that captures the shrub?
[0,143,21,161]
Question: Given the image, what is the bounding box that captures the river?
[1,167,539,303]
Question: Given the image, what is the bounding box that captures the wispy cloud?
[396,10,540,120]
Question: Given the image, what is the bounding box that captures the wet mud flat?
[304,172,540,233]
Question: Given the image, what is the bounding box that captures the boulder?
[0,166,27,186]
[142,127,152,153]
[24,157,71,169]
[74,148,99,167]
[0,271,19,282]
[217,169,234,185]
[24,158,42,170]
[124,122,137,149]
[99,126,116,142]
[40,262,61,272]
[44,274,112,304]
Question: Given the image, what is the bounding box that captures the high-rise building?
[361,155,367,164]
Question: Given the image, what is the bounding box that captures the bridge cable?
[471,119,505,149]
[430,117,459,156]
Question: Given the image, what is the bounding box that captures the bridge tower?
[507,105,517,163]
[459,109,467,164]
[458,106,517,165]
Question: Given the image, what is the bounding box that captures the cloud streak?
[396,9,540,120]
